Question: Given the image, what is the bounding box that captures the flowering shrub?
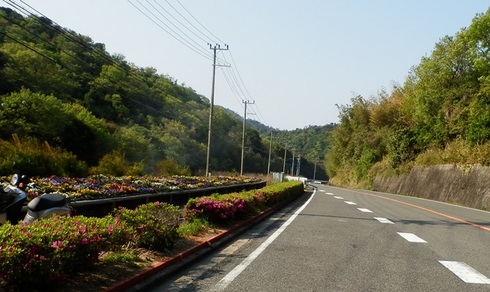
[0,181,303,289]
[185,195,250,223]
[185,181,303,224]
[0,215,132,289]
[113,202,181,251]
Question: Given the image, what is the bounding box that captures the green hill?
[0,7,331,179]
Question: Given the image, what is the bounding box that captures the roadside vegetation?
[0,181,304,290]
[0,7,330,180]
[326,8,490,188]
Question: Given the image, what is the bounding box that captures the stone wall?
[372,164,490,211]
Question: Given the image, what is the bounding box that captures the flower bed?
[0,181,304,290]
[0,175,262,201]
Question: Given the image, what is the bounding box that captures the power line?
[128,0,212,60]
[12,0,269,130]
[155,0,210,44]
[126,1,267,127]
[175,0,226,45]
[0,8,184,122]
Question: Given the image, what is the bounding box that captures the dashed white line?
[374,217,394,224]
[319,190,325,192]
[344,201,357,205]
[333,196,344,199]
[325,192,334,195]
[439,261,490,284]
[397,232,427,243]
[357,208,373,213]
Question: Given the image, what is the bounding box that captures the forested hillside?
[326,9,490,187]
[0,7,332,178]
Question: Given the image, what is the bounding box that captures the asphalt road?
[146,184,490,291]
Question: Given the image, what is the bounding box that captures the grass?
[100,249,144,266]
[177,218,210,237]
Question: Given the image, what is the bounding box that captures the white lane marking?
[374,217,394,224]
[333,196,344,199]
[357,208,373,213]
[344,201,357,205]
[325,192,334,195]
[319,190,326,192]
[397,232,427,243]
[439,261,490,284]
[212,190,317,291]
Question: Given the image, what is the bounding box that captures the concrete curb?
[105,205,282,292]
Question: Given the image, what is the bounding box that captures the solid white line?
[374,217,394,224]
[344,201,357,205]
[212,190,316,291]
[439,261,490,284]
[333,196,344,199]
[357,208,373,213]
[397,232,427,243]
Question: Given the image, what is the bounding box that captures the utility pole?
[290,151,295,175]
[282,145,287,173]
[267,131,274,175]
[313,159,317,180]
[205,44,228,176]
[296,154,301,176]
[240,100,254,176]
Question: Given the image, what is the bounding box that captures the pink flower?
[81,238,89,244]
[107,226,114,232]
[51,240,63,248]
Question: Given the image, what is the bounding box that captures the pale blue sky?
[11,1,490,130]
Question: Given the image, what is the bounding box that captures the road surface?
[145,184,490,291]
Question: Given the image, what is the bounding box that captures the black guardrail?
[39,180,266,218]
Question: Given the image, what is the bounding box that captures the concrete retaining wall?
[372,164,490,211]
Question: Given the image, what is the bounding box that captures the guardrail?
[48,180,267,217]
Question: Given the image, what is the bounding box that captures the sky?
[6,1,490,130]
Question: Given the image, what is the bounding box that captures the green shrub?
[155,159,191,176]
[177,218,210,237]
[0,180,302,289]
[0,215,132,289]
[113,202,181,251]
[100,250,143,266]
[0,136,88,177]
[89,151,143,176]
[185,181,303,224]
